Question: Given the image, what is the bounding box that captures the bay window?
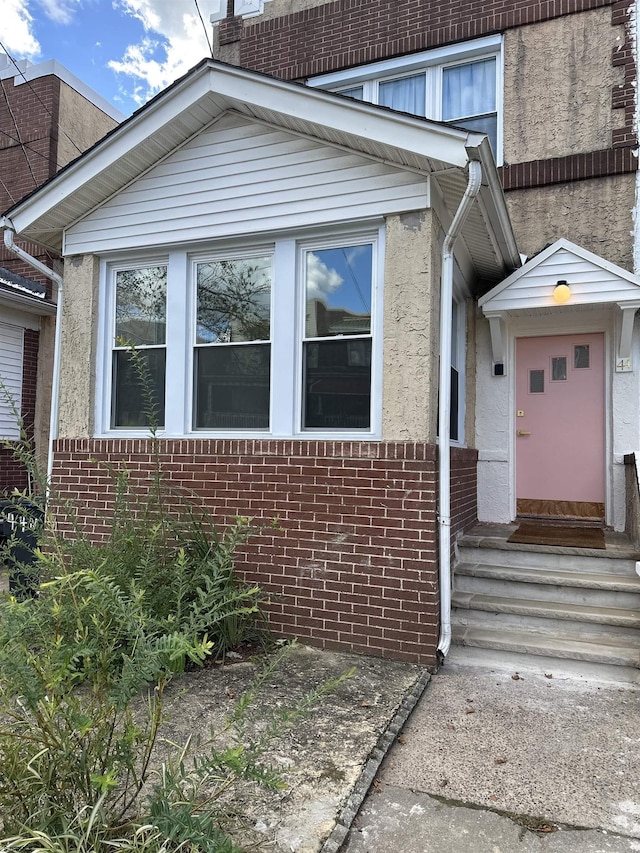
[101,228,382,437]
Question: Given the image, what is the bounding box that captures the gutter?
[436,159,483,663]
[2,220,63,492]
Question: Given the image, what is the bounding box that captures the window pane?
[196,257,271,344]
[450,366,459,441]
[305,245,372,338]
[303,339,371,429]
[529,369,544,394]
[552,357,567,381]
[338,86,364,100]
[574,345,590,369]
[115,266,166,346]
[379,73,426,116]
[112,348,165,428]
[194,344,270,430]
[445,114,497,154]
[443,59,496,121]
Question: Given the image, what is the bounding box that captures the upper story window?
[99,226,383,439]
[308,36,502,161]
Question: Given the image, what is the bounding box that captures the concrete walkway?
[342,648,640,852]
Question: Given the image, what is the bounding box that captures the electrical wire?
[194,0,214,57]
[0,79,38,189]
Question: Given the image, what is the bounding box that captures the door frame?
[507,312,613,525]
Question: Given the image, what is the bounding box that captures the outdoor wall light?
[553,280,571,304]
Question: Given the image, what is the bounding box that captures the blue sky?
[4,0,221,116]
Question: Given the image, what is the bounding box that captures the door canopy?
[478,239,640,374]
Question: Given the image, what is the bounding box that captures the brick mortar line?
[320,667,432,853]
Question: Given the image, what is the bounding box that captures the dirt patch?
[158,643,423,852]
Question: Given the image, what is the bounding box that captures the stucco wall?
[58,255,99,438]
[57,82,119,170]
[382,210,439,442]
[505,174,636,270]
[503,8,624,164]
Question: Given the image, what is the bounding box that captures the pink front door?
[515,334,605,517]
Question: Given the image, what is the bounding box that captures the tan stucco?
[382,210,440,442]
[503,8,624,164]
[57,255,99,437]
[57,83,119,170]
[506,174,636,271]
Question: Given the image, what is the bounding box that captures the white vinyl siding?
[0,323,24,440]
[65,114,428,255]
[482,247,640,312]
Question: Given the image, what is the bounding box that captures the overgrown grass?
[0,350,349,852]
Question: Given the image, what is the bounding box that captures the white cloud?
[36,0,82,25]
[108,0,216,107]
[2,0,41,59]
[306,254,344,304]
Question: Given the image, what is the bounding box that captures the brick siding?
[450,446,478,548]
[0,73,61,288]
[51,438,441,666]
[231,0,636,185]
[238,0,615,82]
[0,329,39,495]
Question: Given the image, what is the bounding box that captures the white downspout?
[2,223,63,492]
[437,159,483,661]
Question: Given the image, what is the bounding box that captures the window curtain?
[442,59,495,121]
[378,73,426,117]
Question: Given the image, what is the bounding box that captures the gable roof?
[479,238,640,313]
[2,59,520,282]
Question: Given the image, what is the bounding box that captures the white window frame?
[96,224,385,439]
[308,35,504,163]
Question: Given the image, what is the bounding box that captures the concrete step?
[457,543,639,576]
[452,592,640,633]
[452,623,640,669]
[455,560,640,590]
[455,566,640,609]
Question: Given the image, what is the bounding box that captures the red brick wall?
[0,74,61,283]
[0,329,39,495]
[51,438,440,666]
[450,446,478,557]
[238,0,614,81]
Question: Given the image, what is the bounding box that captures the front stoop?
[452,524,640,670]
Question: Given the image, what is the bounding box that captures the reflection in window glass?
[305,245,371,338]
[112,348,166,428]
[194,256,272,431]
[529,369,544,394]
[551,357,567,381]
[115,266,166,346]
[379,74,426,116]
[194,345,270,430]
[574,344,590,369]
[303,243,373,429]
[196,257,271,344]
[304,340,371,429]
[112,265,167,428]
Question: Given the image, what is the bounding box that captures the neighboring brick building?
[0,54,122,492]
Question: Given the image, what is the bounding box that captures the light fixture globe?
[553,281,571,304]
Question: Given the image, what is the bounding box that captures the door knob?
[517,430,531,436]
